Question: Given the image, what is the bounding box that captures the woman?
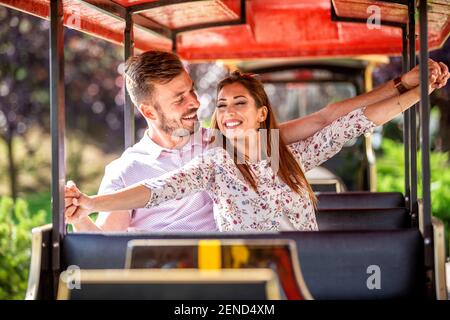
[65,67,448,231]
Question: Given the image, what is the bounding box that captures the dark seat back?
[317,208,411,230]
[317,192,405,210]
[62,229,425,299]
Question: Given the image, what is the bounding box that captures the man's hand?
[401,59,449,89]
[64,181,95,224]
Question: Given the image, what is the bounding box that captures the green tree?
[377,138,450,252]
[0,197,46,299]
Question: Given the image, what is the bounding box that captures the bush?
[376,138,450,253]
[0,197,46,300]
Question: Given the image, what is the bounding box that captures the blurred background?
[0,6,449,299]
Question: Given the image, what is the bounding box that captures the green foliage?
[25,191,51,224]
[0,197,46,300]
[377,138,450,251]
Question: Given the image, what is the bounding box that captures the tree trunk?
[5,136,17,200]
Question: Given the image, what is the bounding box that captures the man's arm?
[279,59,442,144]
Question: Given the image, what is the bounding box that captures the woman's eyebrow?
[218,95,247,102]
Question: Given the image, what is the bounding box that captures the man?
[69,51,448,232]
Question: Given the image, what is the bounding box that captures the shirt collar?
[140,127,208,160]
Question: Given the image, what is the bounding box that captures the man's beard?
[155,103,196,137]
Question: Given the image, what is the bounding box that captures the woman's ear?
[258,106,268,123]
[139,103,156,120]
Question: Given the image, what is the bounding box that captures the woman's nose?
[224,104,237,114]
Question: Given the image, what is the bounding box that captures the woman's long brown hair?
[211,71,317,208]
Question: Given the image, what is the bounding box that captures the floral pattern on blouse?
[143,108,376,232]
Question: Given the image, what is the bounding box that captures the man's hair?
[124,50,185,107]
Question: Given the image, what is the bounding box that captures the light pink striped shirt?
[98,128,217,232]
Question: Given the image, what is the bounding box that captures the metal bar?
[124,10,135,149]
[172,32,177,53]
[418,0,434,293]
[257,79,356,84]
[408,0,418,225]
[175,18,246,34]
[243,64,363,75]
[78,0,172,40]
[49,0,65,283]
[171,0,246,50]
[78,0,127,19]
[130,0,208,14]
[133,15,173,40]
[401,25,411,210]
[131,0,246,46]
[50,0,65,265]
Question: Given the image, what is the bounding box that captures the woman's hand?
[402,59,449,89]
[433,61,449,89]
[64,181,95,224]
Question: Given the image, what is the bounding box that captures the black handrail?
[124,9,135,149]
[407,0,418,226]
[49,0,65,297]
[418,0,435,298]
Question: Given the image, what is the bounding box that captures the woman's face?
[216,82,267,139]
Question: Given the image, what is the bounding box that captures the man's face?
[151,70,200,137]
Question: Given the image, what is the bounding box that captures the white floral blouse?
[143,108,376,232]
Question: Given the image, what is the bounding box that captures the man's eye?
[175,97,184,104]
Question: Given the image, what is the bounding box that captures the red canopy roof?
[0,0,449,60]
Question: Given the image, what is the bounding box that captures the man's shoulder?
[104,141,157,173]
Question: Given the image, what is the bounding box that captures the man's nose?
[187,91,200,109]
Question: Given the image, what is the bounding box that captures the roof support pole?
[418,0,435,298]
[124,9,135,148]
[407,0,418,225]
[401,25,411,211]
[49,0,65,297]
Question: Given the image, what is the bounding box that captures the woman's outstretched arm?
[64,182,152,224]
[279,59,447,144]
[65,150,218,224]
[364,72,447,125]
[288,63,449,172]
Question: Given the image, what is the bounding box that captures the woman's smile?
[223,119,243,129]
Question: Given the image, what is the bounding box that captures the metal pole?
[124,10,135,148]
[172,33,177,53]
[401,25,411,210]
[408,0,418,225]
[49,0,65,295]
[418,0,434,297]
